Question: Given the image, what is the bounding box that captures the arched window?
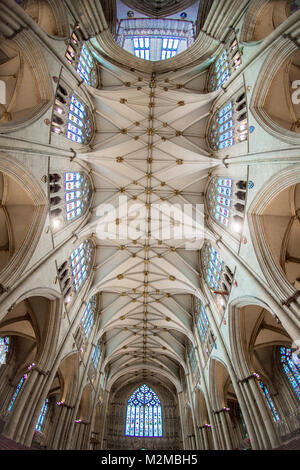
[65,30,98,87]
[8,374,27,412]
[49,171,92,228]
[201,242,234,309]
[81,296,97,338]
[206,177,247,233]
[195,299,210,342]
[70,240,94,292]
[208,93,248,151]
[208,35,241,91]
[0,336,10,365]
[280,347,300,399]
[188,343,197,372]
[52,90,93,145]
[65,172,92,221]
[92,342,101,369]
[259,381,280,422]
[125,384,163,437]
[36,398,49,432]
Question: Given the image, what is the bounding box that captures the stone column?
[219,409,233,450]
[248,377,281,449]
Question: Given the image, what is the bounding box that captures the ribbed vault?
[77,47,220,393]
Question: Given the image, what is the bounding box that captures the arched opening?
[242,0,299,42]
[231,302,300,445]
[263,50,300,134]
[0,294,61,444]
[0,37,52,131]
[125,384,163,438]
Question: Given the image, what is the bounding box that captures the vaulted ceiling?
[77,54,221,392]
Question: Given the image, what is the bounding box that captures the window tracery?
[92,341,101,370]
[57,239,94,302]
[188,342,197,372]
[51,86,93,145]
[65,30,98,87]
[36,398,49,432]
[206,177,247,233]
[259,380,280,422]
[81,296,97,338]
[0,336,10,365]
[49,171,92,226]
[280,347,300,399]
[201,242,234,310]
[207,92,248,151]
[8,374,27,412]
[125,384,163,438]
[208,34,241,91]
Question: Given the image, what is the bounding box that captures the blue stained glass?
[219,120,233,133]
[219,112,233,125]
[280,347,300,399]
[125,385,162,437]
[81,296,97,337]
[70,240,93,291]
[218,102,232,117]
[217,178,232,188]
[66,131,82,143]
[36,398,49,432]
[259,381,280,422]
[92,343,101,369]
[216,195,231,208]
[197,303,210,341]
[0,336,9,365]
[64,172,90,222]
[8,375,27,412]
[219,138,233,149]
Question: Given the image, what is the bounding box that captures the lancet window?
[208,93,248,151]
[206,177,247,233]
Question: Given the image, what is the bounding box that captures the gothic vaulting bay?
[0,0,299,452]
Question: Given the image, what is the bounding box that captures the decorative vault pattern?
[75,54,220,393]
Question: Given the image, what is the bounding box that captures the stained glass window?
[209,37,241,91]
[92,342,101,369]
[195,300,210,342]
[0,336,9,365]
[66,95,93,144]
[64,171,91,221]
[36,398,49,432]
[125,384,163,437]
[81,296,97,338]
[70,239,93,291]
[202,243,224,291]
[8,375,27,412]
[280,347,300,399]
[259,381,280,422]
[76,44,97,87]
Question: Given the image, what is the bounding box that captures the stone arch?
[248,164,300,300]
[250,39,300,144]
[0,31,53,132]
[0,154,48,288]
[19,0,69,37]
[228,298,299,443]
